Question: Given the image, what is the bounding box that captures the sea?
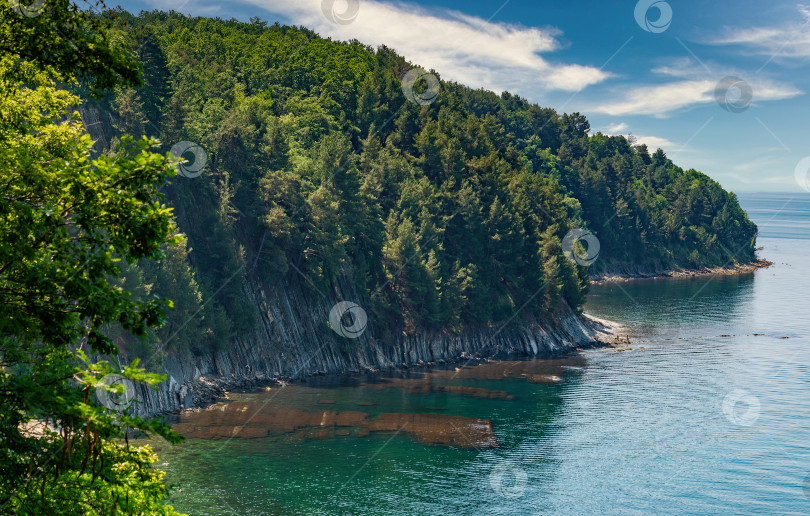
[149,192,810,515]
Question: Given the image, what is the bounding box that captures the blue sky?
[112,0,810,193]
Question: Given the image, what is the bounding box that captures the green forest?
[86,10,758,354]
[0,4,760,513]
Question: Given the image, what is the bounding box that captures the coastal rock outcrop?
[128,275,617,417]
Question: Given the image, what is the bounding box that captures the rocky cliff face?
[128,274,617,417]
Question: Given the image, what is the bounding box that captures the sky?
[110,0,810,194]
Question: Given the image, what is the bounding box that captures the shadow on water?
[586,272,756,333]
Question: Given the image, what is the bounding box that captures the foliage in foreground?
[0,1,185,513]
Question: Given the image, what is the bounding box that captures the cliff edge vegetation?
[82,11,758,358]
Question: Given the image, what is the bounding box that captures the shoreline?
[157,314,627,418]
[130,272,631,418]
[590,259,773,284]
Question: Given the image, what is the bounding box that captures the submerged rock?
[172,403,497,449]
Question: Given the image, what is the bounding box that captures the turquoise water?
[153,193,810,515]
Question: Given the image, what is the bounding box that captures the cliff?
[128,274,618,418]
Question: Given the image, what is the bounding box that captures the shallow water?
[152,193,810,515]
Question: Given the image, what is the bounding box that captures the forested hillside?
[87,10,758,355]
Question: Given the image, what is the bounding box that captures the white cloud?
[604,122,629,133]
[232,0,611,93]
[709,4,810,58]
[635,135,676,150]
[601,122,676,150]
[594,80,717,117]
[590,60,801,117]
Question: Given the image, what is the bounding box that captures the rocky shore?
[133,311,622,419]
[126,270,624,418]
[165,348,630,448]
[590,259,772,284]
